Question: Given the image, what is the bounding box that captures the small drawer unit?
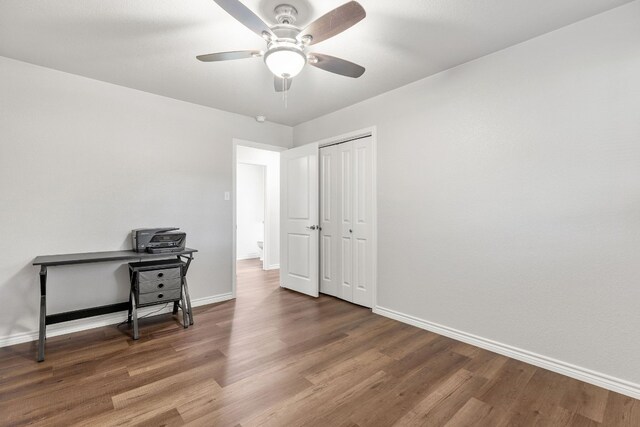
[127,258,193,340]
[129,259,185,307]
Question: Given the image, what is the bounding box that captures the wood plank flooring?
[1,259,638,426]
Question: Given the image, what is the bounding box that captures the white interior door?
[320,145,339,296]
[280,143,319,297]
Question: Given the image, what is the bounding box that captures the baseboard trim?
[0,292,235,349]
[192,293,234,307]
[236,254,260,261]
[373,305,640,400]
[264,264,280,271]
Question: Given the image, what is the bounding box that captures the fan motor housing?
[271,24,300,42]
[274,4,298,25]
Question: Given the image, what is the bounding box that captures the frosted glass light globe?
[264,48,306,78]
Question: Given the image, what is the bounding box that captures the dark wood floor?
[1,259,638,426]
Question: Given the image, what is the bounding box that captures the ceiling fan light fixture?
[264,46,306,78]
[199,0,367,90]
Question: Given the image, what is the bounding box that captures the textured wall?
[0,56,292,340]
[294,2,640,385]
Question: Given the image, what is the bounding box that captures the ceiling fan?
[197,0,366,92]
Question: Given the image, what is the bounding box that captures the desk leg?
[180,292,189,329]
[127,292,133,324]
[172,301,179,315]
[181,288,188,329]
[182,277,194,326]
[37,266,47,362]
[179,254,193,275]
[178,255,194,326]
[127,270,134,324]
[130,290,139,340]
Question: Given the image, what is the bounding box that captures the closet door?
[319,145,339,297]
[319,136,374,308]
[352,137,374,308]
[338,141,354,303]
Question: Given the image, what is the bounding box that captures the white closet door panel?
[355,237,367,288]
[340,236,353,300]
[319,145,339,296]
[340,143,353,232]
[352,137,373,308]
[338,141,354,302]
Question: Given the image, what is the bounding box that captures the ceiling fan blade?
[212,0,276,40]
[298,1,366,46]
[309,53,365,78]
[274,77,293,92]
[196,50,262,62]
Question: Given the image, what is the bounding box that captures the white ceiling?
[0,0,633,126]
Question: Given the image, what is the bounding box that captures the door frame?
[310,126,378,309]
[232,139,287,299]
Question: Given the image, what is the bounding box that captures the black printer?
[131,228,186,253]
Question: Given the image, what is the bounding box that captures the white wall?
[236,145,281,269]
[294,2,640,393]
[236,163,265,260]
[0,56,292,344]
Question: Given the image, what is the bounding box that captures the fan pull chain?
[284,76,288,109]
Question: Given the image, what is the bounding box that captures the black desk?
[32,248,197,362]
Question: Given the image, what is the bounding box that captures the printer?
[131,228,186,253]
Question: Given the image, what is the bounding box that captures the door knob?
[306,225,318,230]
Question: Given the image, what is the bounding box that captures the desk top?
[33,248,197,267]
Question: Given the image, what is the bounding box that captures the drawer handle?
[157,272,164,278]
[158,283,164,289]
[158,293,164,299]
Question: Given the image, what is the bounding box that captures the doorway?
[236,163,266,263]
[232,140,285,298]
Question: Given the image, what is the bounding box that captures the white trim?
[0,293,234,349]
[232,139,286,299]
[191,292,234,307]
[264,264,280,270]
[233,139,288,153]
[371,128,378,310]
[312,127,374,148]
[373,305,640,400]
